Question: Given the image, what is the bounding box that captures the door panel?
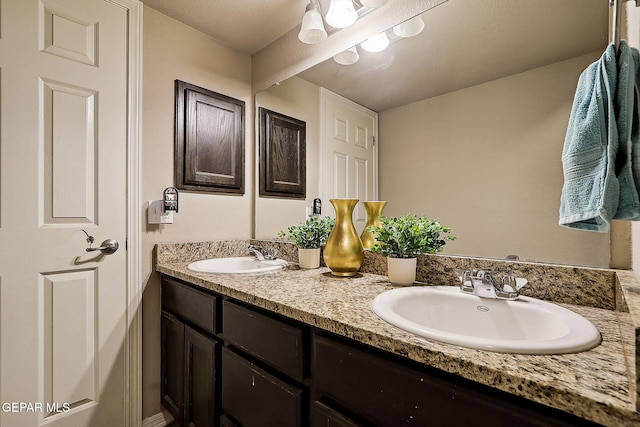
[0,0,135,425]
[321,89,378,234]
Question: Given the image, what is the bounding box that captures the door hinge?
[125,238,128,250]
[373,136,376,146]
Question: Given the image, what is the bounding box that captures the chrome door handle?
[86,239,119,254]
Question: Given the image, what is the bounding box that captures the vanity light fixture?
[392,15,425,38]
[333,46,359,65]
[298,0,327,44]
[360,32,390,52]
[325,0,358,28]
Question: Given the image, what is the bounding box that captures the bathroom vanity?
[156,241,640,427]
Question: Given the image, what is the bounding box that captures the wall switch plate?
[148,200,174,224]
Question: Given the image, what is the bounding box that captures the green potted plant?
[369,214,455,284]
[279,216,336,268]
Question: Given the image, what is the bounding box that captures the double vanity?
[155,240,640,426]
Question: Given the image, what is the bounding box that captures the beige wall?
[378,52,611,267]
[141,7,252,418]
[254,77,322,238]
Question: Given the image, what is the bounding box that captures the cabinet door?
[311,401,362,427]
[184,326,218,427]
[161,311,185,422]
[222,348,303,427]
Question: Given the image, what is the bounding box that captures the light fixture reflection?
[360,32,389,52]
[333,46,359,65]
[298,1,327,44]
[393,15,425,38]
[359,0,388,7]
[325,0,358,28]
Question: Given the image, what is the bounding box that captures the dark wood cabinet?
[312,333,597,427]
[310,402,361,427]
[222,300,305,381]
[161,311,218,427]
[174,80,245,194]
[184,326,218,427]
[161,278,220,427]
[161,275,599,427]
[161,311,185,419]
[221,348,304,427]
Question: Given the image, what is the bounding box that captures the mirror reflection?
[255,0,613,268]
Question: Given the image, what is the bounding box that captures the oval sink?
[372,286,601,354]
[187,256,287,274]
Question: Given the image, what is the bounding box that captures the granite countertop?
[155,240,640,427]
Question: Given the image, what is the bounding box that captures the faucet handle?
[493,274,527,300]
[264,247,278,260]
[247,244,279,261]
[500,274,517,292]
[455,269,475,293]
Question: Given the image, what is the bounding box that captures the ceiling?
[141,0,609,112]
[299,0,609,111]
[141,0,317,54]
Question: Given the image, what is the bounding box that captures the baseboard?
[142,409,174,427]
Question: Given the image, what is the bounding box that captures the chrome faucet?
[456,269,527,300]
[247,245,278,261]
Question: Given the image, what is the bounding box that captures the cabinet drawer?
[222,348,303,427]
[313,334,575,427]
[162,276,217,334]
[311,401,362,427]
[222,300,304,381]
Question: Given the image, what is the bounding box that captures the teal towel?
[560,44,619,232]
[613,40,640,219]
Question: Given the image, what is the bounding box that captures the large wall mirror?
[255,0,616,268]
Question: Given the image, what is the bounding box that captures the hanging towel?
[613,40,640,219]
[559,44,619,232]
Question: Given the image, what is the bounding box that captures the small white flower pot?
[298,248,321,269]
[387,257,417,285]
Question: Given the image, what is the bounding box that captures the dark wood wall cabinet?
[258,107,306,199]
[175,80,245,194]
[160,275,599,427]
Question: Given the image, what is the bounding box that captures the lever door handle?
[86,239,119,254]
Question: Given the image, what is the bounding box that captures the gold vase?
[323,199,364,277]
[360,201,388,249]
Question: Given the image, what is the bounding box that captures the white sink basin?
[372,286,601,354]
[187,256,287,274]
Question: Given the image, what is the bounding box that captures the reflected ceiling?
[298,0,608,112]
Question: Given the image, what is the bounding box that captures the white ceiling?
[141,0,609,112]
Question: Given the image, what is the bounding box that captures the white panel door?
[0,0,138,425]
[321,88,378,234]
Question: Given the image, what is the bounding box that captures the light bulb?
[325,0,358,28]
[360,32,389,52]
